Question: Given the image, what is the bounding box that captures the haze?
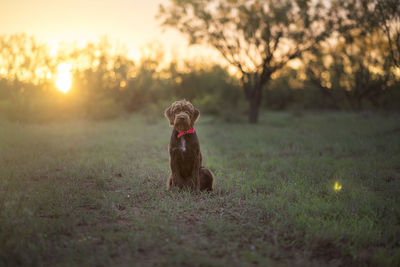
[0,0,215,60]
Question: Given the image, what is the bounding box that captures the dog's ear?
[192,107,200,124]
[164,106,174,125]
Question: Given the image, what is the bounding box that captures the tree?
[158,0,335,123]
[304,29,393,110]
[300,0,399,110]
[0,34,53,84]
[336,0,400,68]
[372,0,399,67]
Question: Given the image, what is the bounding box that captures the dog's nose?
[178,115,185,120]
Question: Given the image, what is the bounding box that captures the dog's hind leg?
[199,167,214,191]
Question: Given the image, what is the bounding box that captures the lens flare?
[55,63,72,93]
[334,181,342,192]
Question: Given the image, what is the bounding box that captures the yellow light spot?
[175,76,182,83]
[394,67,400,77]
[50,44,58,58]
[55,63,72,93]
[46,72,52,79]
[298,72,307,81]
[120,80,126,88]
[334,181,342,192]
[0,67,7,76]
[93,59,100,68]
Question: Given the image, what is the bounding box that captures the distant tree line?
[0,0,399,123]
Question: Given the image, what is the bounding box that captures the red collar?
[177,128,195,138]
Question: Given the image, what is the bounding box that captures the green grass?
[1,111,399,266]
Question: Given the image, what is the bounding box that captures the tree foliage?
[0,34,53,84]
[339,0,400,67]
[304,29,394,109]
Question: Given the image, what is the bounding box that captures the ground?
[0,111,399,266]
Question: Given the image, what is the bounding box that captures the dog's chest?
[180,136,186,152]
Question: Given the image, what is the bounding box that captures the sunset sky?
[0,0,218,61]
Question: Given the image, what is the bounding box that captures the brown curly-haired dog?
[164,100,214,191]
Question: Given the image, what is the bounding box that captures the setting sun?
[55,63,72,93]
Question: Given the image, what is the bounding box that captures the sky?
[0,0,219,61]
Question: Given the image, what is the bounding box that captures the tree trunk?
[248,84,262,124]
[242,73,267,124]
[249,98,259,123]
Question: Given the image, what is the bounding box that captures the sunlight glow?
[0,67,7,76]
[55,63,72,93]
[50,44,59,58]
[334,181,342,192]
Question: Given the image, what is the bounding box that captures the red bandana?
[177,128,195,138]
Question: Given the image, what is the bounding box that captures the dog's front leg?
[168,152,184,189]
[191,150,201,191]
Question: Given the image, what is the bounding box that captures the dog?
[164,100,214,191]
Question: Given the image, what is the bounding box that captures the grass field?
[1,112,399,266]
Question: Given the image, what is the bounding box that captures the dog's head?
[164,100,200,132]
